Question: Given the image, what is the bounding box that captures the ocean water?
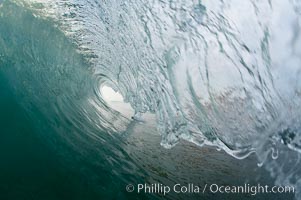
[0,0,300,199]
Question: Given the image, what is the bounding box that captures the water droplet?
[271,148,279,159]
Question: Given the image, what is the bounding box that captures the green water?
[0,2,146,199]
[0,1,296,200]
[0,73,111,199]
[0,67,147,200]
[0,72,294,200]
[0,73,93,199]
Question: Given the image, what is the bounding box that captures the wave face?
[0,0,301,198]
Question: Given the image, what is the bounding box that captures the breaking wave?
[0,0,301,198]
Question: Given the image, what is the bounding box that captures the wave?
[1,0,301,198]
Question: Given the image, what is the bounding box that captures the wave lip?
[26,0,301,156]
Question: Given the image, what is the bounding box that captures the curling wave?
[0,0,301,198]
